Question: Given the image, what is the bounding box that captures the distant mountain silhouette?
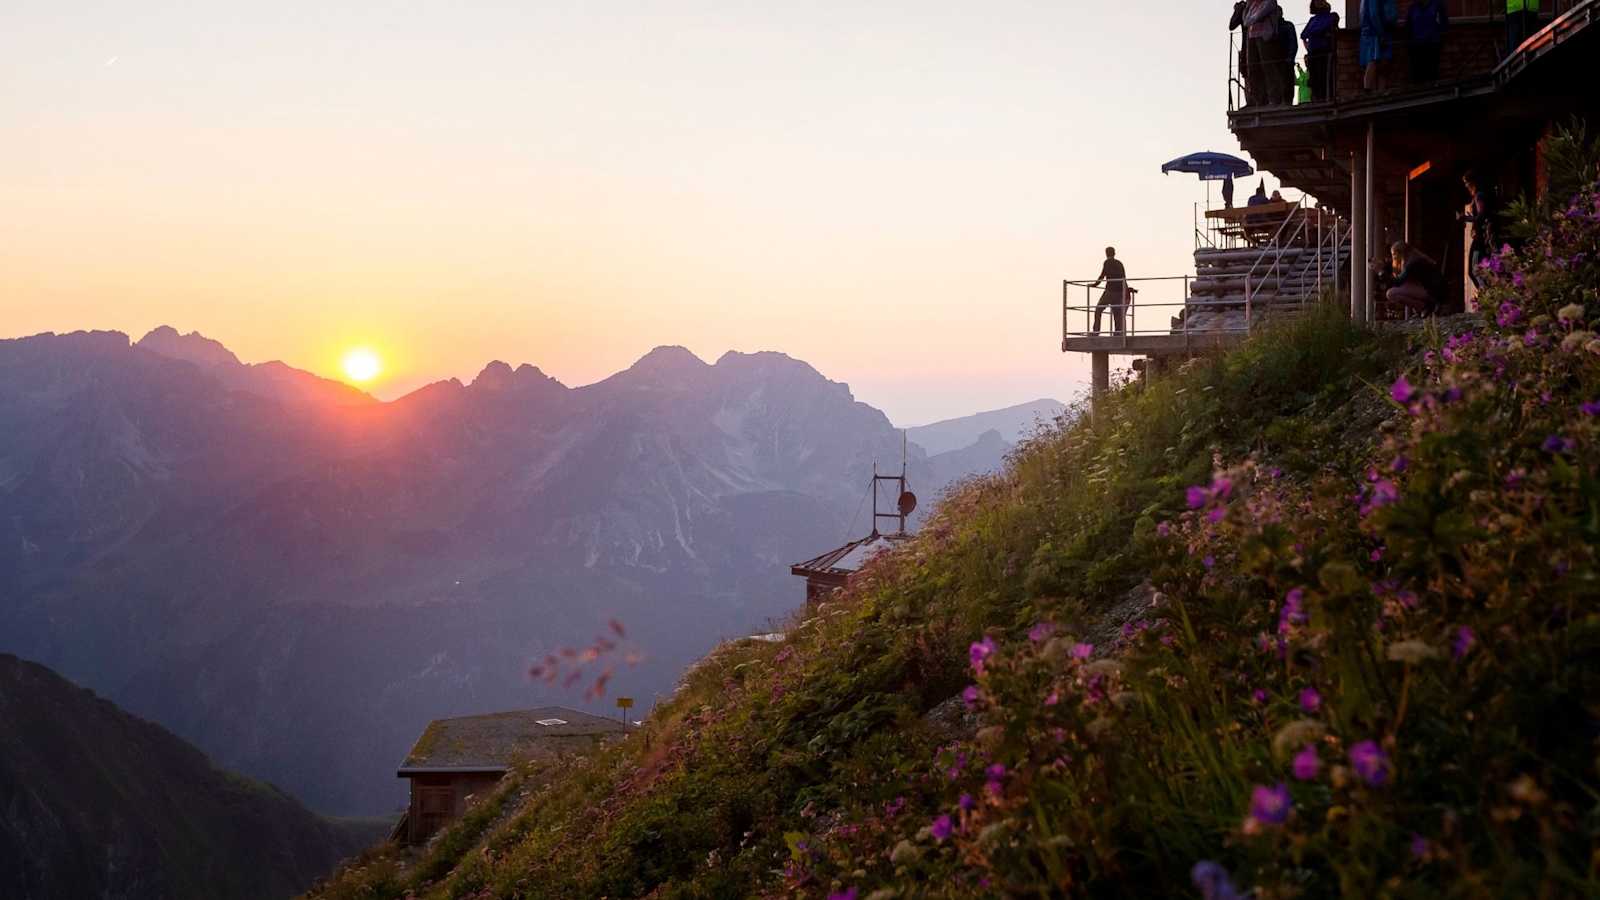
[0,653,372,900]
[906,398,1066,455]
[0,329,1010,814]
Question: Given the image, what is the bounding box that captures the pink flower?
[1248,782,1291,826]
[962,685,981,708]
[1156,520,1172,537]
[969,637,997,673]
[1029,621,1056,643]
[1349,740,1391,786]
[1071,642,1095,660]
[1298,687,1321,712]
[1390,375,1415,404]
[930,814,954,841]
[1292,744,1320,780]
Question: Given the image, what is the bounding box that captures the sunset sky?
[1,2,1282,424]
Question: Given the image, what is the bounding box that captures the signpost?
[616,696,634,729]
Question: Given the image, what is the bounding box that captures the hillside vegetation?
[309,184,1600,898]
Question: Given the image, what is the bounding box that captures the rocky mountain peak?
[136,326,242,368]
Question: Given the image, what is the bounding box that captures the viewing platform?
[1064,199,1349,395]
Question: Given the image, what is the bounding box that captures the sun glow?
[341,347,382,383]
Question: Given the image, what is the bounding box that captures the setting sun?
[341,348,382,383]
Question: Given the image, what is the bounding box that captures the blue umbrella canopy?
[1160,152,1255,182]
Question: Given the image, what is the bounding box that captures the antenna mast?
[870,431,917,536]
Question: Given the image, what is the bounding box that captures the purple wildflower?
[1190,861,1243,900]
[958,792,976,812]
[1252,688,1268,704]
[1156,520,1172,537]
[930,814,954,841]
[1029,621,1056,643]
[1453,626,1475,660]
[1581,400,1600,416]
[969,637,996,673]
[1299,687,1322,712]
[1186,485,1210,509]
[1543,435,1573,454]
[1279,588,1308,634]
[1292,745,1321,780]
[884,796,906,817]
[1349,740,1392,787]
[1410,834,1429,861]
[985,763,1007,797]
[1071,642,1095,660]
[828,890,858,900]
[1497,302,1522,328]
[1203,555,1215,569]
[1248,782,1292,826]
[1390,375,1415,404]
[962,685,981,708]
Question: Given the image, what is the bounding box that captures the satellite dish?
[898,491,918,517]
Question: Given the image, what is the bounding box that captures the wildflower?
[1386,640,1440,664]
[1029,621,1056,643]
[1360,479,1399,517]
[929,814,954,841]
[1186,485,1210,509]
[1044,690,1060,706]
[1497,302,1522,328]
[985,763,1007,797]
[1442,386,1463,403]
[1410,833,1430,861]
[884,796,906,817]
[1390,375,1415,404]
[1190,861,1243,900]
[1252,688,1268,705]
[1156,520,1171,537]
[1349,740,1392,786]
[1292,745,1320,780]
[828,890,858,900]
[1203,555,1215,569]
[1298,687,1321,712]
[1369,547,1384,562]
[1452,626,1475,660]
[1248,782,1292,827]
[958,792,976,812]
[1279,588,1308,634]
[961,685,981,708]
[1071,642,1095,660]
[1543,434,1573,454]
[969,637,996,673]
[1582,400,1600,416]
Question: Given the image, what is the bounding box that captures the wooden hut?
[393,707,623,844]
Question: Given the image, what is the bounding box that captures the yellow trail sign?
[616,697,634,709]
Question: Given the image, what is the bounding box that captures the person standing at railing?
[1278,14,1300,105]
[1223,172,1237,209]
[1506,0,1540,55]
[1406,0,1449,83]
[1090,247,1129,335]
[1245,0,1287,105]
[1302,0,1340,101]
[1230,2,1257,105]
[1359,0,1398,91]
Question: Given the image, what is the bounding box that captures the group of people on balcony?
[1233,0,1459,106]
[1237,1,1558,107]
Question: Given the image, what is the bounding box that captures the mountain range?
[0,653,376,900]
[0,327,1060,814]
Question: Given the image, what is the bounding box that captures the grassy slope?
[310,196,1600,899]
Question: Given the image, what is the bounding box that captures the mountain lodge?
[393,707,624,845]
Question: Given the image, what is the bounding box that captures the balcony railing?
[1226,2,1583,112]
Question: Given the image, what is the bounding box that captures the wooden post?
[1365,121,1378,323]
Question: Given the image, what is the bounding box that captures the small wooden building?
[393,707,623,844]
[790,531,912,603]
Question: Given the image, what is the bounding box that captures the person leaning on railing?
[1245,0,1287,105]
[1301,1,1340,101]
[1090,247,1129,336]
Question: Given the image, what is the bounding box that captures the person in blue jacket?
[1302,0,1341,101]
[1406,0,1450,83]
[1278,16,1300,104]
[1360,0,1398,91]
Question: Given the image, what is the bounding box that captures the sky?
[0,1,1284,425]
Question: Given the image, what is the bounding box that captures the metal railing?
[1061,276,1252,344]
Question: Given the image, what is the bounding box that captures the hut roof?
[790,531,911,578]
[397,707,624,775]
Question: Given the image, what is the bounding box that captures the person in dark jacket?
[1231,2,1256,105]
[1301,0,1340,101]
[1223,172,1237,209]
[1278,16,1300,104]
[1407,0,1449,83]
[1090,247,1129,335]
[1381,241,1444,315]
[1458,170,1497,288]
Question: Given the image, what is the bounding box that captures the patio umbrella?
[1160,152,1255,182]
